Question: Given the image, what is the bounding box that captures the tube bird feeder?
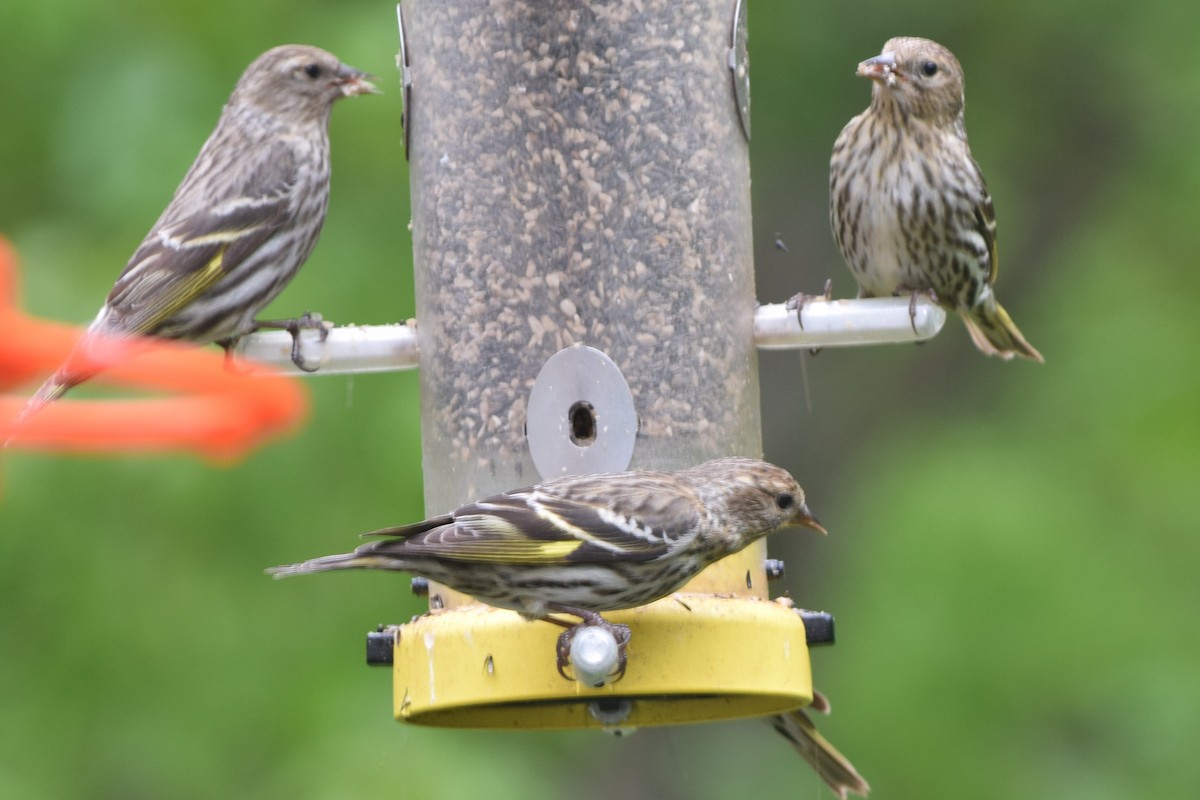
[235,1,941,731]
[388,0,797,730]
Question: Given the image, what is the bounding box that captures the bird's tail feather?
[3,367,92,447]
[3,324,142,446]
[360,513,454,540]
[770,692,870,798]
[961,299,1044,363]
[266,552,406,578]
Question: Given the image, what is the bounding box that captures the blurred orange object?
[0,235,308,460]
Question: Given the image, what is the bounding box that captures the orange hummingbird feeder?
[0,235,308,461]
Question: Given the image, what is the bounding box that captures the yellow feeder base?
[392,593,812,730]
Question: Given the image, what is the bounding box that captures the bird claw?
[554,618,631,683]
[249,312,332,372]
[906,290,938,336]
[785,279,833,331]
[286,311,332,372]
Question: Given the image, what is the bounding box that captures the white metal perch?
[234,296,944,373]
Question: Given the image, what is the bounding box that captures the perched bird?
[16,44,376,422]
[830,36,1043,362]
[270,457,826,677]
[771,691,871,798]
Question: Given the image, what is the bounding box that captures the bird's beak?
[790,503,828,536]
[857,52,897,85]
[334,65,380,97]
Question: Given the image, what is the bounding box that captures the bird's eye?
[775,493,795,510]
[921,61,939,77]
[304,63,323,79]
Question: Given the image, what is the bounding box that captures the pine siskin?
[830,37,1043,362]
[269,457,825,676]
[770,691,870,798]
[19,45,376,419]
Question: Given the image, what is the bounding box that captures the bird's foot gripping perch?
[247,311,333,372]
[785,278,834,331]
[545,605,631,686]
[905,289,939,335]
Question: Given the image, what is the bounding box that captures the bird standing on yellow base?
[830,36,1043,362]
[271,456,868,794]
[271,457,823,622]
[271,457,824,680]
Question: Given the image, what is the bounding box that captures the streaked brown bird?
[16,44,376,424]
[269,457,825,676]
[830,36,1043,362]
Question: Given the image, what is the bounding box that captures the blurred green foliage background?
[2,1,1197,798]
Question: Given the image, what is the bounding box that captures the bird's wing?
[364,476,704,565]
[972,162,999,286]
[101,143,300,336]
